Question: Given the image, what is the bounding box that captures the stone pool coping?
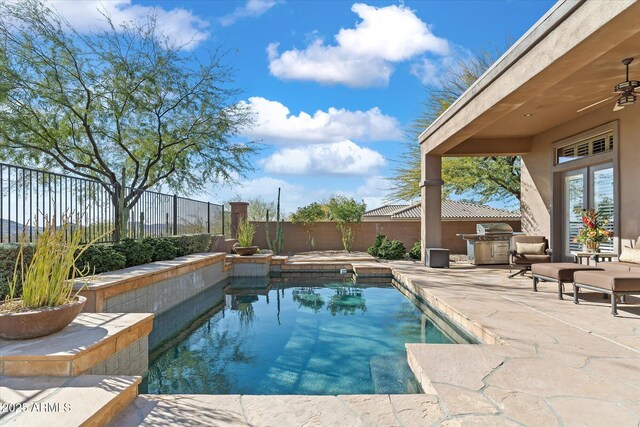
[0,313,153,377]
[75,253,227,312]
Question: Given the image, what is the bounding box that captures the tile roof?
[364,201,520,220]
[363,204,410,216]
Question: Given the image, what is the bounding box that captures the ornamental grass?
[8,216,106,309]
[236,219,256,247]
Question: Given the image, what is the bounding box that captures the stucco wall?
[521,105,640,247]
[252,220,521,254]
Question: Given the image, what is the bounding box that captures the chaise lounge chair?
[532,263,602,299]
[573,240,640,315]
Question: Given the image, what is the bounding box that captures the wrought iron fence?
[0,162,227,243]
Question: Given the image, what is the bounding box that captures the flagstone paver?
[395,262,640,426]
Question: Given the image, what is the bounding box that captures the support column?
[421,154,443,263]
[229,202,248,239]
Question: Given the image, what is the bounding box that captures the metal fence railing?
[0,162,227,243]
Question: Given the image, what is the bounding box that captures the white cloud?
[267,3,450,87]
[219,0,280,26]
[47,0,209,50]
[210,176,318,214]
[410,55,460,86]
[356,175,394,209]
[241,97,401,144]
[261,140,385,175]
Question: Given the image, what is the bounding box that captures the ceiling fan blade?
[613,103,624,112]
[577,96,615,113]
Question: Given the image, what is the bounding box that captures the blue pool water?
[143,279,470,395]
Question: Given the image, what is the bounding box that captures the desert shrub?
[145,237,178,261]
[367,234,387,257]
[113,238,153,267]
[76,245,126,274]
[409,241,421,260]
[164,234,212,256]
[236,219,255,247]
[377,238,406,260]
[0,243,35,300]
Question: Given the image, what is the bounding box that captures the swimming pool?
[143,278,472,395]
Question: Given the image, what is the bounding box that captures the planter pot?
[583,241,601,253]
[0,295,86,340]
[233,246,259,256]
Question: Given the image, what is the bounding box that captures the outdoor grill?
[458,223,514,265]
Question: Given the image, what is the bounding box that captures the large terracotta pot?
[233,246,259,256]
[0,295,86,340]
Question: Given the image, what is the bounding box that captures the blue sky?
[50,0,555,214]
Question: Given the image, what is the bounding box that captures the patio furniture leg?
[573,283,579,304]
[508,268,527,279]
[611,293,618,316]
[621,295,626,303]
[532,276,538,292]
[558,281,564,300]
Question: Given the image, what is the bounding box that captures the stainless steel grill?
[458,223,514,265]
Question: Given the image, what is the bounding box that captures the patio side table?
[572,252,617,266]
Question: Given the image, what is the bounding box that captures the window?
[555,132,614,164]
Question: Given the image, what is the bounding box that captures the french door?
[561,163,615,260]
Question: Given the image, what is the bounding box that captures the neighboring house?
[419,1,640,262]
[364,201,520,223]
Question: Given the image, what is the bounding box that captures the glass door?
[560,163,615,260]
[563,168,586,259]
[590,164,614,253]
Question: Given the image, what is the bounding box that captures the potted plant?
[0,216,100,340]
[573,208,614,252]
[233,219,259,256]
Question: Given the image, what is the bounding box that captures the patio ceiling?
[420,0,640,156]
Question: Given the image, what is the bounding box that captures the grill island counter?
[457,223,514,265]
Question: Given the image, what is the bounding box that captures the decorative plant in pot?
[573,208,614,252]
[0,216,102,340]
[233,219,259,256]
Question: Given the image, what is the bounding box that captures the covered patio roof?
[420,0,640,156]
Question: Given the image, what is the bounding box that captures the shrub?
[145,237,178,261]
[367,234,387,257]
[377,238,406,260]
[236,219,255,247]
[409,241,421,260]
[10,216,97,309]
[113,238,153,267]
[164,234,212,256]
[0,243,35,300]
[76,245,126,274]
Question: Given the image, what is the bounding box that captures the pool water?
[143,280,468,395]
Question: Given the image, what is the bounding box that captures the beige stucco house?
[420,0,640,263]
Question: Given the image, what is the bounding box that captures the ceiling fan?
[577,57,639,113]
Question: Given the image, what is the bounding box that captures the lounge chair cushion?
[513,254,551,265]
[516,242,546,255]
[619,247,640,264]
[601,263,632,273]
[532,263,601,282]
[574,270,640,292]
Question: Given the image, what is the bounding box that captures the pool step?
[369,355,420,394]
[0,375,140,426]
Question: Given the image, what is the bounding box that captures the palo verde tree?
[326,196,366,252]
[290,202,326,250]
[387,47,521,205]
[0,0,256,240]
